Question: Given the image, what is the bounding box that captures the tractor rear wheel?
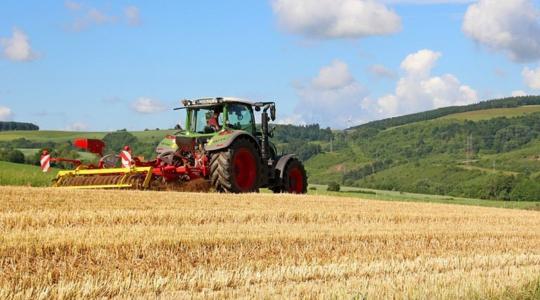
[273,158,308,194]
[209,138,261,193]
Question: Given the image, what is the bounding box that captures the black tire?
[272,158,308,194]
[209,137,261,193]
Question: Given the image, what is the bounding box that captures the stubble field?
[1,186,539,299]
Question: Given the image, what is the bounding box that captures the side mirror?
[270,105,276,121]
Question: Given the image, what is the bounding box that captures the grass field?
[439,105,540,121]
[308,184,540,210]
[0,161,58,187]
[0,187,539,299]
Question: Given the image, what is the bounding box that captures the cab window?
[189,107,223,133]
[226,104,254,133]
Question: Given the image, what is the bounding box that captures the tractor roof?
[181,97,253,108]
[181,97,273,108]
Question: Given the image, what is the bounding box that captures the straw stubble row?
[0,186,539,299]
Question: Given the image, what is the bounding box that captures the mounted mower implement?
[45,97,308,193]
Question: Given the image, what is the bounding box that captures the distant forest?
[0,122,39,131]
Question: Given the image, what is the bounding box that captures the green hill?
[439,105,540,121]
[306,97,540,201]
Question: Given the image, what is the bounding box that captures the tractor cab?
[176,97,278,159]
[184,99,256,135]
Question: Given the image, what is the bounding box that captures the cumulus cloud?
[0,28,37,62]
[0,106,13,121]
[131,97,167,114]
[463,0,540,62]
[312,60,354,89]
[124,6,141,26]
[271,0,401,39]
[66,122,89,131]
[375,49,478,117]
[522,66,540,90]
[368,64,396,79]
[288,60,368,128]
[400,49,441,77]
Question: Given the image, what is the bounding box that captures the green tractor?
[154,97,308,193]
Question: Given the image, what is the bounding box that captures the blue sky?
[1,0,540,130]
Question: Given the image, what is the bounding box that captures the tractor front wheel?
[272,158,308,194]
[209,138,261,193]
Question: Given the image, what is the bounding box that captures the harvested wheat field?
[1,186,540,299]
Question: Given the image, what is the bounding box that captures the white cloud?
[312,60,354,89]
[0,106,13,121]
[124,6,141,26]
[66,122,88,131]
[376,49,478,117]
[368,64,396,79]
[522,66,540,90]
[272,0,401,39]
[463,0,540,62]
[131,97,167,114]
[400,49,441,77]
[376,94,399,116]
[291,60,368,128]
[511,90,528,97]
[0,28,37,62]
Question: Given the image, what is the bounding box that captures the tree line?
[0,121,39,131]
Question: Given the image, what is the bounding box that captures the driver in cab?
[207,107,222,132]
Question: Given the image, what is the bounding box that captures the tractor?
[51,97,308,194]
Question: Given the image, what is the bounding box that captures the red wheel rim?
[233,148,257,191]
[288,167,304,193]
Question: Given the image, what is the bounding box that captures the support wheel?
[209,138,261,193]
[272,158,308,194]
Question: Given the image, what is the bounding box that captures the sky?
[1,0,540,130]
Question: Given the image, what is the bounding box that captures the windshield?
[189,107,223,134]
[226,104,254,132]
